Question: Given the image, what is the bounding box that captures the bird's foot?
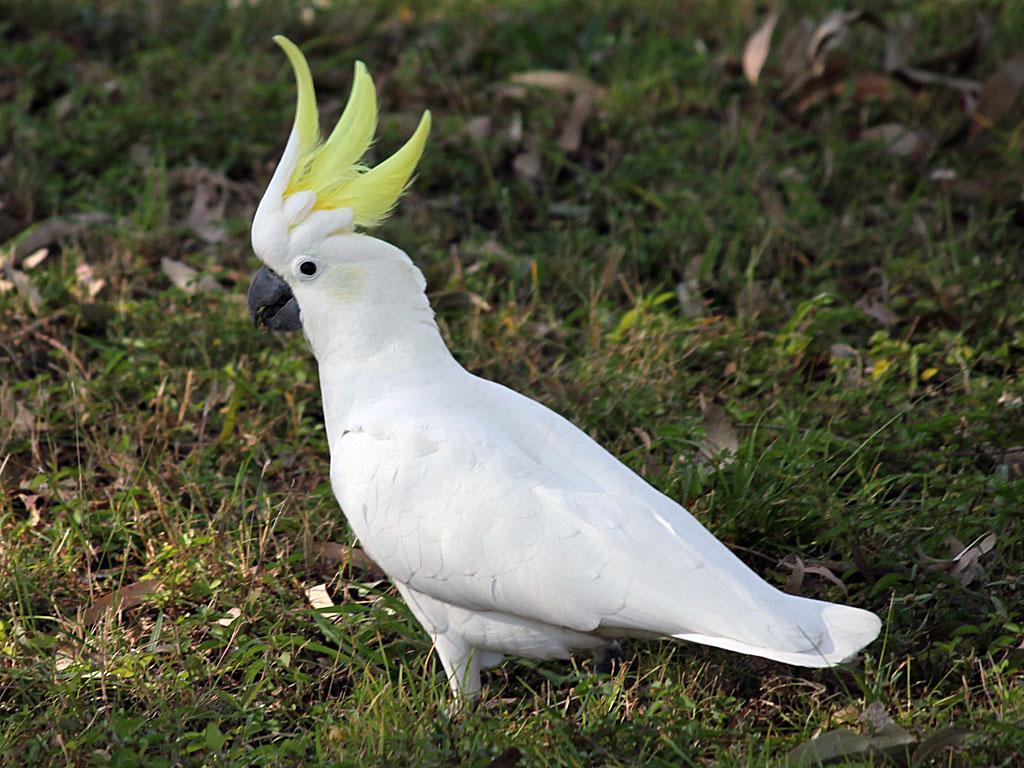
[593,640,624,675]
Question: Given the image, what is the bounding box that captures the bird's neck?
[309,267,461,430]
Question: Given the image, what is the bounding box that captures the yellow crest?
[274,36,431,229]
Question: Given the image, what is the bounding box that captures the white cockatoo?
[247,37,882,703]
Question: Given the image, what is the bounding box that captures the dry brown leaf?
[433,291,494,314]
[16,493,43,527]
[698,394,738,466]
[12,212,110,260]
[807,10,862,75]
[7,268,42,314]
[785,556,806,594]
[971,53,1024,136]
[743,11,780,85]
[557,90,594,153]
[465,115,493,141]
[82,577,161,625]
[305,583,342,622]
[216,607,242,627]
[75,262,106,299]
[840,72,896,102]
[186,180,229,244]
[508,70,608,99]
[675,281,703,319]
[22,248,49,270]
[778,17,816,88]
[855,294,897,326]
[161,257,220,295]
[512,151,542,181]
[910,727,970,765]
[803,564,849,597]
[310,541,386,579]
[950,531,996,585]
[884,13,915,72]
[897,67,980,93]
[861,123,932,161]
[2,389,42,435]
[921,531,997,586]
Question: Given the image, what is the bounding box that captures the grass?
[1,0,1023,765]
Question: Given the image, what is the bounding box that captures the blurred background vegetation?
[1,1,1022,765]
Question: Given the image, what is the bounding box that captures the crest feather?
[272,36,430,229]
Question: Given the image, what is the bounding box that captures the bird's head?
[247,36,430,336]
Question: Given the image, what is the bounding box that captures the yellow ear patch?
[273,35,431,229]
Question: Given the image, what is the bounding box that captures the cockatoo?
[247,36,882,703]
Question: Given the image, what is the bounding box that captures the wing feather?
[329,377,879,662]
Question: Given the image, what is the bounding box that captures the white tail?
[673,597,882,667]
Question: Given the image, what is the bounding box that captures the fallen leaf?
[305,583,342,623]
[860,701,895,732]
[861,123,932,161]
[743,11,780,85]
[949,531,997,585]
[784,556,806,594]
[675,280,703,318]
[215,607,242,627]
[971,53,1024,136]
[855,294,897,326]
[54,647,76,672]
[884,13,915,72]
[16,493,42,526]
[508,70,607,99]
[807,11,862,76]
[557,90,594,152]
[896,67,980,93]
[786,722,915,767]
[186,180,229,244]
[804,563,849,597]
[465,115,493,141]
[2,389,42,435]
[12,212,110,260]
[777,17,817,89]
[82,577,161,625]
[433,291,493,314]
[839,72,895,102]
[22,248,49,270]
[161,257,221,295]
[7,269,42,314]
[921,531,997,585]
[310,541,386,580]
[910,727,970,764]
[850,542,877,585]
[786,729,872,766]
[512,151,542,181]
[697,394,738,466]
[75,262,106,300]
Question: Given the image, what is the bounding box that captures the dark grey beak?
[247,266,302,332]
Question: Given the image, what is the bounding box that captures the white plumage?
[248,40,882,702]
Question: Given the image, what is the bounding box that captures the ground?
[1,1,1022,766]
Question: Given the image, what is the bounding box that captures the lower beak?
[247,266,302,332]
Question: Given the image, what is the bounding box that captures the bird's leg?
[593,640,623,675]
[433,633,481,708]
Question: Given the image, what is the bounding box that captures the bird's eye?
[295,258,320,281]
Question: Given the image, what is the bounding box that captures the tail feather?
[672,600,882,667]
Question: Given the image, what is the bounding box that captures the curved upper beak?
[247,266,302,332]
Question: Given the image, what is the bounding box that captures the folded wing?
[330,377,880,666]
